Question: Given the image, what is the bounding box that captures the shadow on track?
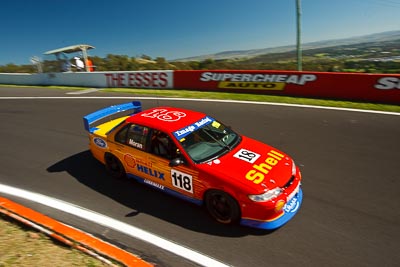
[47,150,273,237]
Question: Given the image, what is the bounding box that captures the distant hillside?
[175,30,400,62]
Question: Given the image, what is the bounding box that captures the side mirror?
[169,157,185,167]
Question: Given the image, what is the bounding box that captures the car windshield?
[175,118,240,163]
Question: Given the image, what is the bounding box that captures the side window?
[150,130,179,159]
[115,124,130,144]
[126,124,149,151]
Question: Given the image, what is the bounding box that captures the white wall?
[0,73,45,85]
[0,70,174,88]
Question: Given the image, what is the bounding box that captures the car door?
[146,130,203,204]
[111,123,153,179]
[112,123,203,203]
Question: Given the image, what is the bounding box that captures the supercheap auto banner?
[173,70,400,104]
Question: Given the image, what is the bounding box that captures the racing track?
[0,86,399,267]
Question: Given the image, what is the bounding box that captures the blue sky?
[1,0,399,65]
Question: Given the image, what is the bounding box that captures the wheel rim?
[209,193,234,222]
[109,157,120,172]
[105,154,125,179]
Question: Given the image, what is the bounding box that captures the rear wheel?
[205,190,241,224]
[104,153,126,179]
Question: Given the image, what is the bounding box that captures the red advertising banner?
[103,71,173,88]
[173,70,400,104]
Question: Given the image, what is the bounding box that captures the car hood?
[197,136,295,193]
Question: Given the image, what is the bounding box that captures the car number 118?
[171,169,193,193]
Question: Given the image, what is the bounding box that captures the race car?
[83,101,302,230]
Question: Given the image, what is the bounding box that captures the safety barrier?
[174,70,400,104]
[1,70,399,104]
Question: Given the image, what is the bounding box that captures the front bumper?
[240,187,303,230]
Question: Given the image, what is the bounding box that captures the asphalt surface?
[0,86,399,267]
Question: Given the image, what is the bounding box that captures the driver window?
[126,124,149,151]
[150,130,178,159]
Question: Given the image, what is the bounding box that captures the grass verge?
[0,215,114,267]
[2,85,400,113]
[103,88,400,113]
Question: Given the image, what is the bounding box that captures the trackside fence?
[1,70,399,104]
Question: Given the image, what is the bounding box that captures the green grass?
[2,85,400,113]
[103,88,400,113]
[0,216,113,267]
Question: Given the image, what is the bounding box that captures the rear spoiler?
[83,101,142,133]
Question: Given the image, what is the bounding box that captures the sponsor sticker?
[284,194,300,213]
[93,137,107,148]
[124,154,136,168]
[219,81,285,90]
[124,154,153,169]
[375,77,400,90]
[171,169,193,193]
[200,72,317,85]
[136,164,165,180]
[173,116,214,139]
[245,150,284,185]
[234,149,260,163]
[144,179,165,190]
[284,184,300,213]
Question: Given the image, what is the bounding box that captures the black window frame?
[115,123,151,152]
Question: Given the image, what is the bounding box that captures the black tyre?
[205,190,241,224]
[104,153,126,179]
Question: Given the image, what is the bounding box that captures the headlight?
[248,188,282,202]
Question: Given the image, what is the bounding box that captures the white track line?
[66,88,99,95]
[0,96,398,116]
[0,184,231,267]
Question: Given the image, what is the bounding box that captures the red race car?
[84,101,302,230]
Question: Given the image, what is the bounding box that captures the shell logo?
[124,154,136,168]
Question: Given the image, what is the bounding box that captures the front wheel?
[205,190,241,224]
[104,153,126,179]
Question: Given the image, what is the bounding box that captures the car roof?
[126,106,209,134]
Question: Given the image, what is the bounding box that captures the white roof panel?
[44,44,95,55]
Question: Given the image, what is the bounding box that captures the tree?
[104,54,130,71]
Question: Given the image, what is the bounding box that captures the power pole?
[296,0,302,71]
